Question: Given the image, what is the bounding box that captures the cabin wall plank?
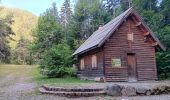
[77,48,104,79]
[103,17,157,82]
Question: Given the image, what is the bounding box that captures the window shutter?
[92,55,97,68]
[80,58,84,70]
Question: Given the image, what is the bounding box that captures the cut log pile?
[39,84,170,97]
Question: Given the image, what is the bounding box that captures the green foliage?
[74,0,111,38]
[156,25,170,79]
[157,52,170,79]
[31,10,62,56]
[40,43,74,78]
[11,37,35,65]
[0,7,37,64]
[160,0,170,26]
[30,66,93,85]
[132,0,158,12]
[0,7,37,49]
[0,12,14,63]
[66,0,114,50]
[60,0,72,28]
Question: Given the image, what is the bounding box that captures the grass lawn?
[0,64,30,78]
[30,66,95,86]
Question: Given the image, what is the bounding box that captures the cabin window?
[127,33,134,41]
[111,58,121,67]
[80,58,84,70]
[92,54,97,68]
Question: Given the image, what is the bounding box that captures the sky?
[0,0,67,16]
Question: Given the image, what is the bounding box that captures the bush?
[156,51,170,79]
[40,43,74,78]
[65,67,77,77]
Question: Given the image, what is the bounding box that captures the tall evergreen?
[160,0,170,26]
[60,0,72,28]
[72,0,111,39]
[66,0,112,50]
[14,36,30,64]
[133,0,158,12]
[31,10,62,57]
[156,0,170,79]
[0,13,15,63]
[102,0,122,17]
[50,2,61,23]
[120,0,132,11]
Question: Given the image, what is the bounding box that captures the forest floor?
[0,64,170,100]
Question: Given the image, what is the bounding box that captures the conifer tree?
[50,2,61,23]
[31,10,62,57]
[60,0,72,28]
[0,13,14,63]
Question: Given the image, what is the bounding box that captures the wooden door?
[127,53,137,82]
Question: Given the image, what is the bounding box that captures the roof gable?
[73,7,165,55]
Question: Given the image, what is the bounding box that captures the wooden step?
[39,87,105,97]
[42,85,104,92]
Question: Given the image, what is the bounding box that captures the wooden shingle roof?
[73,7,165,55]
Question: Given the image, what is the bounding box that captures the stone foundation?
[39,84,170,98]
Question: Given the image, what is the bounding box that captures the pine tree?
[60,0,72,28]
[15,36,30,64]
[50,2,60,23]
[132,0,158,12]
[102,0,121,16]
[160,0,170,26]
[156,0,170,79]
[0,13,15,63]
[31,10,62,57]
[66,0,113,50]
[120,0,132,10]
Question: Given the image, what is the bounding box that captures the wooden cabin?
[73,7,165,82]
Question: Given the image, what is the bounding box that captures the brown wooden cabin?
[73,7,165,82]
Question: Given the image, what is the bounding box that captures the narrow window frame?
[80,58,84,70]
[92,54,97,69]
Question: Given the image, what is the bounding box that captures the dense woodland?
[0,7,37,64]
[0,0,170,79]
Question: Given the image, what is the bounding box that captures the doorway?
[127,53,137,82]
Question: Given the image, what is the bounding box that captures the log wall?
[77,48,104,79]
[103,17,157,82]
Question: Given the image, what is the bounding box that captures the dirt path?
[0,65,170,100]
[0,65,37,100]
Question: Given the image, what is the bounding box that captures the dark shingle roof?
[73,7,165,55]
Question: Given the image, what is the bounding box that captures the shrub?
[156,52,170,79]
[65,67,77,77]
[40,43,74,77]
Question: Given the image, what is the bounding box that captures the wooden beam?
[135,22,142,26]
[128,19,131,33]
[144,32,149,36]
[137,25,145,33]
[131,15,140,24]
[152,42,158,46]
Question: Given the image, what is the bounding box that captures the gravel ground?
[0,65,170,100]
